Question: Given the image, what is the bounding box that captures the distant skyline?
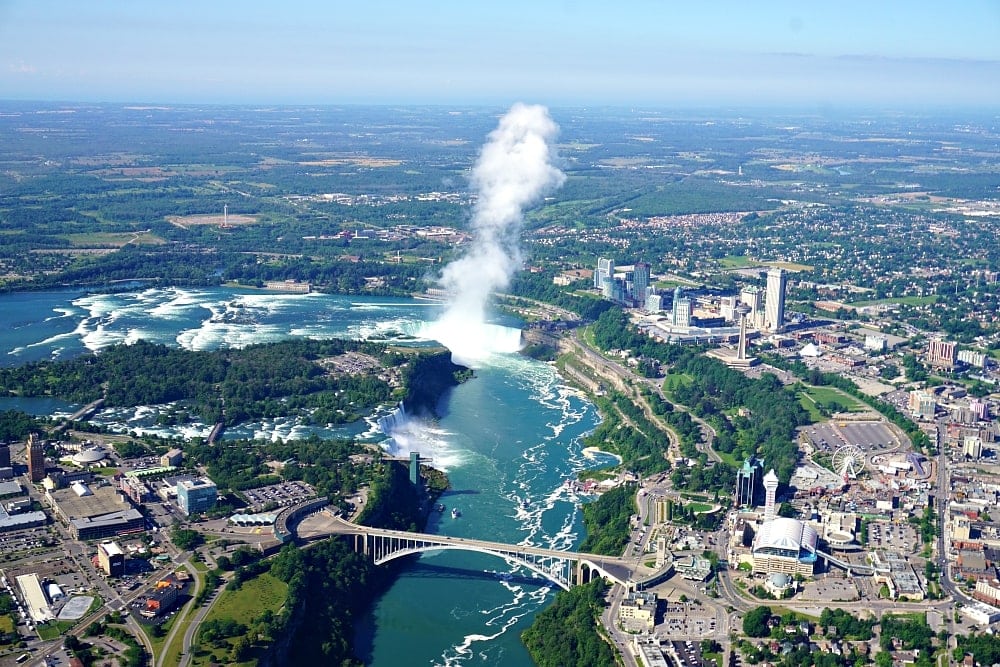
[1,1,998,108]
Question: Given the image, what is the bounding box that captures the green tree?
[743,606,772,638]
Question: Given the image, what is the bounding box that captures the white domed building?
[752,517,819,576]
[71,447,107,466]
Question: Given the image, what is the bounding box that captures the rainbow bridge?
[322,516,640,591]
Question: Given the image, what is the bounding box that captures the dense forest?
[0,338,403,427]
[583,394,673,475]
[521,579,617,667]
[578,482,636,556]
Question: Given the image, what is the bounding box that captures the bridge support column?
[575,561,587,586]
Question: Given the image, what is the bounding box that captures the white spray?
[425,103,565,365]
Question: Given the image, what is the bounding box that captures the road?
[157,560,200,667]
[178,570,232,667]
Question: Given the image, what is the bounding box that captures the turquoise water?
[0,287,606,666]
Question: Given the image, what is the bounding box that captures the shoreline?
[581,445,622,463]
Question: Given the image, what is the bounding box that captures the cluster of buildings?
[0,434,222,542]
[592,257,789,335]
[593,257,651,308]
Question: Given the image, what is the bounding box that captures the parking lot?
[659,601,717,638]
[801,421,898,455]
[866,519,919,553]
[839,422,898,450]
[242,480,316,512]
[670,640,711,667]
[798,572,860,602]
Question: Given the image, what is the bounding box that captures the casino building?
[752,517,819,576]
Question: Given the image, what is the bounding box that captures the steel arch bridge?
[327,518,630,591]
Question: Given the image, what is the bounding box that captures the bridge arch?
[373,544,574,590]
[577,559,625,587]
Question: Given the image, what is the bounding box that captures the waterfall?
[377,402,408,438]
[420,320,523,367]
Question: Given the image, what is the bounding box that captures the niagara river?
[0,286,610,666]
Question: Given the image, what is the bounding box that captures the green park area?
[662,371,694,394]
[190,573,287,667]
[717,255,756,269]
[798,385,864,421]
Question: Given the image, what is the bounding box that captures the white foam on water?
[89,404,214,440]
[22,331,77,350]
[376,403,467,471]
[147,287,208,318]
[77,322,127,352]
[350,316,428,342]
[44,307,76,322]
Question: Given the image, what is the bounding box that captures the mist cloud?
[427,103,564,364]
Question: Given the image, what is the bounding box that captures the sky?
[1,1,998,107]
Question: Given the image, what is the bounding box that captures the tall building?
[595,257,614,289]
[736,303,752,361]
[176,478,217,515]
[958,349,987,368]
[720,295,737,321]
[27,433,45,483]
[909,390,937,420]
[765,268,787,333]
[964,436,984,459]
[645,293,663,314]
[927,339,958,370]
[632,261,651,303]
[97,541,125,577]
[0,443,10,469]
[740,286,763,329]
[762,468,779,521]
[160,448,183,467]
[735,457,760,507]
[674,297,692,327]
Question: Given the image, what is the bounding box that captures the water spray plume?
[426,103,565,365]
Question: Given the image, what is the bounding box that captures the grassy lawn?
[763,260,813,272]
[149,612,179,658]
[36,620,76,640]
[718,256,757,269]
[687,502,714,514]
[715,450,740,469]
[0,615,13,633]
[798,394,826,423]
[662,371,693,395]
[191,573,288,667]
[800,386,864,413]
[203,574,287,628]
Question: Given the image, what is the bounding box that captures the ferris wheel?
[831,444,866,480]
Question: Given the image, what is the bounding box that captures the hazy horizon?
[2,1,998,109]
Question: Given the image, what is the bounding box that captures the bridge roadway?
[322,515,646,591]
